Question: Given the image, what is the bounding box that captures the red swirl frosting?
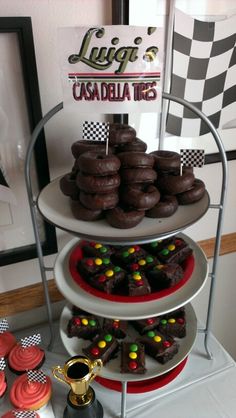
[8,344,45,373]
[10,373,52,410]
[0,370,7,397]
[0,332,17,357]
[2,411,40,418]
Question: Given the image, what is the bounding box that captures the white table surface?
[1,320,236,418]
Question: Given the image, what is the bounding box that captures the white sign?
[58,25,163,113]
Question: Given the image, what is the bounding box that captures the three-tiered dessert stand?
[25,92,228,418]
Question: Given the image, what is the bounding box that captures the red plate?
[95,357,187,393]
[69,243,194,303]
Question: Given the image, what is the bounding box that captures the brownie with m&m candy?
[83,332,119,365]
[120,342,146,374]
[103,318,128,339]
[77,256,111,278]
[147,263,184,291]
[143,239,172,255]
[67,315,101,340]
[127,271,151,296]
[82,241,114,258]
[138,330,179,364]
[131,317,160,335]
[128,254,159,273]
[158,308,186,338]
[87,265,126,294]
[112,245,147,268]
[156,236,192,265]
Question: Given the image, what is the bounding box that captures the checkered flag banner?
[14,411,38,417]
[181,149,205,167]
[83,121,109,141]
[0,357,6,370]
[21,333,41,349]
[0,318,9,334]
[27,369,47,384]
[166,9,236,137]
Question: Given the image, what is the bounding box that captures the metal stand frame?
[25,93,228,417]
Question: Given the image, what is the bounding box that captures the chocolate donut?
[76,172,120,193]
[115,138,147,153]
[78,151,121,176]
[70,199,103,221]
[157,171,195,195]
[177,179,206,204]
[118,152,155,168]
[146,195,178,218]
[80,190,119,210]
[60,173,79,199]
[106,206,145,229]
[71,140,110,158]
[120,168,157,184]
[109,123,136,145]
[151,150,181,172]
[120,184,160,210]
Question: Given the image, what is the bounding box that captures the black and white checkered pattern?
[14,411,37,418]
[27,369,47,384]
[0,318,9,334]
[21,333,41,349]
[83,121,109,141]
[166,9,236,137]
[181,149,205,167]
[0,357,6,370]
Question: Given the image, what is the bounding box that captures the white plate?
[54,233,209,319]
[59,303,197,382]
[37,176,210,244]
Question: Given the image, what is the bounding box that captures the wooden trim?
[1,232,236,317]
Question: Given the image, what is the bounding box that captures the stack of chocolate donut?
[59,123,206,229]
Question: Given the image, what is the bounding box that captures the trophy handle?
[90,358,103,382]
[52,365,70,386]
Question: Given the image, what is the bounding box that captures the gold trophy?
[53,355,103,418]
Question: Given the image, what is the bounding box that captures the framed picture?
[0,17,57,266]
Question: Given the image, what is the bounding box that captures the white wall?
[0,0,236,360]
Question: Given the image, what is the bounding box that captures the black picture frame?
[0,17,57,266]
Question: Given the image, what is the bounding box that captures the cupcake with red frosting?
[0,319,17,358]
[8,334,45,375]
[10,371,52,411]
[2,410,40,418]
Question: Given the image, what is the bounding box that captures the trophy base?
[63,388,103,418]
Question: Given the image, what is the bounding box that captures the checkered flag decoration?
[0,318,9,334]
[83,121,109,141]
[21,333,41,349]
[14,411,38,418]
[27,369,47,384]
[180,149,205,168]
[166,9,236,137]
[0,357,6,370]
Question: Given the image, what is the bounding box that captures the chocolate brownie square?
[83,332,119,365]
[112,245,147,268]
[131,317,160,335]
[158,308,186,338]
[121,342,146,374]
[103,318,128,339]
[67,316,101,340]
[127,271,151,296]
[77,256,111,278]
[147,263,184,291]
[127,254,159,273]
[156,236,192,264]
[82,241,114,258]
[138,330,179,364]
[87,265,126,294]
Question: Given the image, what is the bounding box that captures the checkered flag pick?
[0,357,6,370]
[83,121,109,141]
[166,9,236,137]
[0,318,9,334]
[14,411,38,418]
[27,369,47,384]
[181,149,205,168]
[21,333,41,349]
